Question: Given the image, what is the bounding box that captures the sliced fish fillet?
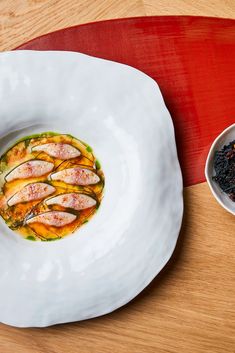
[46,193,96,210]
[8,182,55,206]
[5,160,54,182]
[26,211,76,227]
[32,143,80,159]
[50,167,100,185]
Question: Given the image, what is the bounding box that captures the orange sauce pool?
[0,132,104,241]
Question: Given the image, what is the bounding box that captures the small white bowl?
[205,123,235,215]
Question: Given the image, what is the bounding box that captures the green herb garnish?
[95,159,101,170]
[26,235,36,241]
[86,145,93,153]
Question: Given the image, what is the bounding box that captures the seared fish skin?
[26,211,76,227]
[46,193,96,210]
[50,167,100,185]
[32,143,80,159]
[5,160,54,182]
[8,183,55,206]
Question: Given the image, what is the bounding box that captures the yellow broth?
[0,132,104,241]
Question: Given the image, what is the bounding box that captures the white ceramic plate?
[0,50,183,327]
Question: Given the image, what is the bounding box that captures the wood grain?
[0,0,235,51]
[0,183,234,353]
[0,1,235,353]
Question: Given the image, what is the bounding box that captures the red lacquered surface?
[16,16,235,186]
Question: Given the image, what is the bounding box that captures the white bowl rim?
[0,50,183,327]
[205,123,235,215]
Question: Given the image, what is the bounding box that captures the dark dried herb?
[213,140,235,201]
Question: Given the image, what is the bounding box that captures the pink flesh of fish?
[46,193,96,210]
[5,160,54,182]
[32,143,80,159]
[50,167,100,185]
[26,211,76,227]
[8,183,55,206]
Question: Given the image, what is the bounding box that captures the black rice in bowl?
[213,140,235,201]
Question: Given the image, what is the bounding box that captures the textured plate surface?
[0,50,183,327]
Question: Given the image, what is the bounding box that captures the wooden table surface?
[0,1,235,353]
